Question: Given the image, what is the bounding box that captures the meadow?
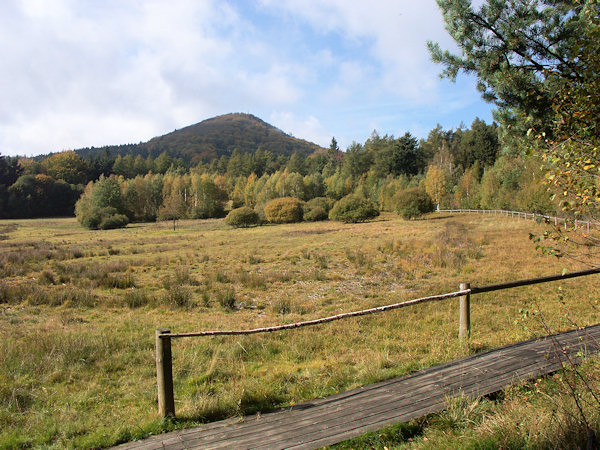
[1,213,599,448]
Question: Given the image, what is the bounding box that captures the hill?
[74,113,325,164]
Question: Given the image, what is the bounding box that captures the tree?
[75,175,129,229]
[455,118,499,169]
[154,152,173,174]
[370,133,423,177]
[286,151,305,175]
[122,173,164,222]
[0,153,22,186]
[303,197,333,221]
[424,165,448,210]
[133,155,148,176]
[0,153,22,217]
[227,149,249,178]
[428,0,593,141]
[431,0,600,257]
[190,174,227,219]
[158,190,187,230]
[7,174,81,218]
[454,166,481,209]
[542,5,600,224]
[327,137,341,167]
[41,151,89,184]
[87,149,114,181]
[342,142,371,178]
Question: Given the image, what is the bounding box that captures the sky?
[0,0,495,157]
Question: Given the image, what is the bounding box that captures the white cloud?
[269,111,331,147]
[0,0,311,155]
[259,0,456,102]
[0,0,492,156]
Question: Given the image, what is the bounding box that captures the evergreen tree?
[428,0,593,142]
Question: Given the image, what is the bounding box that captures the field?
[1,213,599,448]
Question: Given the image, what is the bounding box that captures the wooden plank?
[122,329,596,449]
[183,333,585,447]
[113,324,600,450]
[230,356,566,449]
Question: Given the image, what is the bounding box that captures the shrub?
[76,204,129,230]
[75,176,129,230]
[264,197,304,224]
[98,213,129,230]
[124,289,152,308]
[394,188,435,220]
[162,285,193,308]
[224,207,261,228]
[217,287,236,310]
[305,197,334,213]
[303,197,333,222]
[304,206,328,222]
[328,194,380,223]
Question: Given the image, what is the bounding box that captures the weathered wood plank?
[114,324,600,450]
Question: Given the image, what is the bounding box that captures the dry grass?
[0,213,598,448]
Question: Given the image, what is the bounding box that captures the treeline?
[0,117,555,222]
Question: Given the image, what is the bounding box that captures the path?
[115,324,600,449]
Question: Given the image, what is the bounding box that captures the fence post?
[459,282,471,342]
[156,328,175,418]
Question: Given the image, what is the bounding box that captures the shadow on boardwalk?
[115,324,600,450]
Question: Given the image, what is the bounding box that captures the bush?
[217,287,236,310]
[76,204,129,230]
[304,206,328,221]
[224,206,261,228]
[304,197,334,221]
[264,197,304,223]
[75,176,129,230]
[190,203,226,219]
[394,188,435,219]
[99,213,129,230]
[329,194,380,223]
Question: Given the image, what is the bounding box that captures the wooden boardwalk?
[116,324,600,450]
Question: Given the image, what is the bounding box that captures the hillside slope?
[75,113,324,164]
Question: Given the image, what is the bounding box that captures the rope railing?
[155,267,600,417]
[159,288,471,339]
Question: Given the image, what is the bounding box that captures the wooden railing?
[154,267,600,417]
[438,208,600,232]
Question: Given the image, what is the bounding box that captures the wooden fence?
[154,267,600,418]
[438,208,600,232]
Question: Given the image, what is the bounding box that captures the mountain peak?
[76,113,324,164]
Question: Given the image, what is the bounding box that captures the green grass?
[0,213,599,448]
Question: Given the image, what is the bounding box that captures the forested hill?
[74,113,325,164]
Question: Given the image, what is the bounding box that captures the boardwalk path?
[116,324,600,450]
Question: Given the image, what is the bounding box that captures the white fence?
[438,208,600,232]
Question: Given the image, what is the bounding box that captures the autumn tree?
[424,165,448,210]
[41,151,88,184]
[454,166,481,209]
[158,189,187,230]
[190,174,227,219]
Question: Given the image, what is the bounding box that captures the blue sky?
[0,0,494,157]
